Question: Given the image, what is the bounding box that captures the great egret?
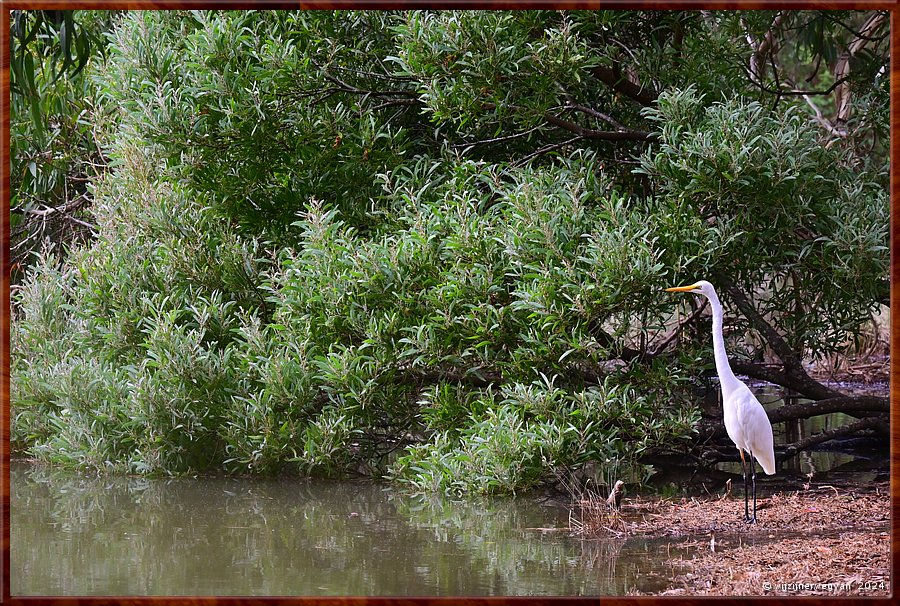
[665,280,776,523]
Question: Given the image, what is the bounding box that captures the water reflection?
[14,462,621,596]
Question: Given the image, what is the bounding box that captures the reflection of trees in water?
[580,536,677,595]
[391,493,605,595]
[14,464,620,595]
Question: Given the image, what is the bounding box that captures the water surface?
[14,462,623,596]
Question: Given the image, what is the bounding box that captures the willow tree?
[11,10,888,492]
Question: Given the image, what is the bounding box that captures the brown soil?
[577,484,892,596]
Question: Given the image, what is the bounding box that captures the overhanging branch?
[767,394,889,423]
[780,416,887,459]
[713,273,799,369]
[731,361,841,401]
[589,64,657,106]
[482,102,658,143]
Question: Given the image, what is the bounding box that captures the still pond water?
[13,461,612,596]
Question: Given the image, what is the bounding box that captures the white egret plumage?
[666,280,776,523]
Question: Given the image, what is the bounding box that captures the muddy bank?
[580,484,891,596]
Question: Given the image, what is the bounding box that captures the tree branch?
[395,366,502,389]
[589,63,657,106]
[780,416,887,459]
[514,135,585,165]
[712,272,800,370]
[745,12,786,86]
[712,272,845,402]
[821,11,889,43]
[698,414,886,465]
[833,11,888,123]
[801,93,848,138]
[569,104,625,129]
[652,298,709,355]
[742,68,851,98]
[731,361,841,401]
[543,112,658,141]
[482,102,658,143]
[766,394,889,424]
[451,124,546,149]
[586,321,650,365]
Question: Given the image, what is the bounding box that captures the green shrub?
[11,11,886,494]
[389,376,699,495]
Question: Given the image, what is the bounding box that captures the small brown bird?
[606,480,625,510]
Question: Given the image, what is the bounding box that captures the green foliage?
[389,377,698,495]
[11,10,887,493]
[11,11,100,94]
[97,11,415,241]
[640,87,888,356]
[394,11,596,135]
[12,140,267,474]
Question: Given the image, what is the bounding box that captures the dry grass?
[653,530,890,596]
[621,487,889,536]
[576,484,891,596]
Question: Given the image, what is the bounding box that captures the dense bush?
[12,138,267,474]
[12,10,888,494]
[641,88,888,357]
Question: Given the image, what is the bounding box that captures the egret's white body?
[666,280,775,521]
[721,378,776,476]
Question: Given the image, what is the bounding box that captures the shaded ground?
[577,484,891,596]
[808,345,889,388]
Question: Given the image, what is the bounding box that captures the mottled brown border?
[1,3,895,604]
[3,3,11,604]
[2,2,900,12]
[890,8,898,606]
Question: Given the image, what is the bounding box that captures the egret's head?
[664,279,715,299]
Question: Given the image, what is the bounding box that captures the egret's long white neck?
[705,289,740,393]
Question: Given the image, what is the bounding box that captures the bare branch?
[369,99,419,111]
[712,272,846,402]
[514,135,584,166]
[780,416,887,459]
[586,321,651,365]
[698,409,886,463]
[589,64,657,106]
[821,11,889,43]
[481,102,658,143]
[451,124,546,149]
[833,11,888,123]
[712,273,800,369]
[744,12,786,85]
[539,110,657,142]
[767,395,889,424]
[316,61,417,99]
[801,93,848,138]
[569,104,625,130]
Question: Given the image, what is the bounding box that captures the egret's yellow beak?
[665,283,701,293]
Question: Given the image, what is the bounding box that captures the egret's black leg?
[739,449,750,522]
[749,449,758,524]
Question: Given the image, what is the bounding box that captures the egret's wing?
[733,386,776,475]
